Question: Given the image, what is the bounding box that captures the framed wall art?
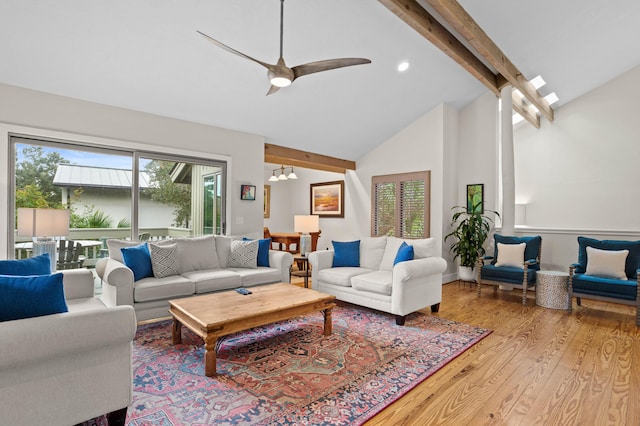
[466,183,484,214]
[264,185,271,218]
[310,180,344,218]
[240,184,256,201]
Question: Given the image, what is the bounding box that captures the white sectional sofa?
[0,269,136,426]
[100,235,294,321]
[308,236,447,325]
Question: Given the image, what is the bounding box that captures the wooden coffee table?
[169,283,336,376]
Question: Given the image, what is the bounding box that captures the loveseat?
[308,236,447,325]
[569,237,640,326]
[0,268,137,426]
[100,235,294,321]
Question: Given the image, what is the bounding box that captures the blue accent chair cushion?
[243,237,271,267]
[332,240,360,267]
[393,242,414,265]
[492,235,542,270]
[576,237,640,278]
[0,273,68,322]
[121,243,154,281]
[0,253,51,276]
[481,264,537,285]
[571,273,637,301]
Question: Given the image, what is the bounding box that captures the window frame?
[371,170,431,239]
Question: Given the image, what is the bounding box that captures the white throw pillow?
[228,240,258,269]
[148,243,179,278]
[495,242,526,268]
[585,246,628,280]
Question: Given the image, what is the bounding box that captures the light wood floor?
[347,281,639,426]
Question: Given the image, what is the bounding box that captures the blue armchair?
[477,234,542,306]
[568,237,640,326]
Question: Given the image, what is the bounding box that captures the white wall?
[514,64,640,230]
[0,83,265,258]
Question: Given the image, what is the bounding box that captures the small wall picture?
[467,183,484,213]
[310,180,344,218]
[241,184,256,200]
[264,185,271,218]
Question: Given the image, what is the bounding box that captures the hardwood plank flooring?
[323,280,640,426]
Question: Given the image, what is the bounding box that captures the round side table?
[536,270,569,309]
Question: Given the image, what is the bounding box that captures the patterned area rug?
[89,304,490,425]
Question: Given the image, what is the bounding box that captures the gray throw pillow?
[149,243,179,278]
[228,240,258,269]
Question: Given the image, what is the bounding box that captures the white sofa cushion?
[317,267,373,287]
[380,237,406,271]
[215,235,233,267]
[133,275,195,302]
[175,235,220,273]
[360,237,387,270]
[351,270,393,296]
[409,238,438,259]
[229,267,282,287]
[107,239,144,263]
[181,269,242,293]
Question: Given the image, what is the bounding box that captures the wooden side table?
[291,255,310,288]
[536,270,569,309]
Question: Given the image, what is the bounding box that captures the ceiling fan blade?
[197,30,275,72]
[266,85,281,96]
[292,58,371,80]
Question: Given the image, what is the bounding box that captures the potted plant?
[444,204,499,281]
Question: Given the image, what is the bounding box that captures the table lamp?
[294,215,319,256]
[17,208,70,272]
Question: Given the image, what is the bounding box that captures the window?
[11,136,227,262]
[371,171,430,238]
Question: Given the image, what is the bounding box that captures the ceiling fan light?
[271,76,292,87]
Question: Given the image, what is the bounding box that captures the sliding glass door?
[10,136,226,261]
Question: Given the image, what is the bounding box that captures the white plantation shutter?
[371,171,430,238]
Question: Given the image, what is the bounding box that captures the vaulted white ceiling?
[2,0,639,161]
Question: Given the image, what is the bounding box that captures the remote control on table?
[235,287,252,295]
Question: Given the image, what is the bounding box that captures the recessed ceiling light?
[397,62,410,72]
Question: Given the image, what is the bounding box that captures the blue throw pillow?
[332,240,360,267]
[0,273,68,322]
[394,242,414,265]
[243,237,271,267]
[0,253,51,276]
[121,243,153,281]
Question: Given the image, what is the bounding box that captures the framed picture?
[467,184,484,213]
[310,180,344,218]
[264,185,271,218]
[241,184,256,201]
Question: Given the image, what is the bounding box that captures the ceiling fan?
[197,0,371,95]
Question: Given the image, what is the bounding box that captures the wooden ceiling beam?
[378,0,500,96]
[264,143,356,174]
[512,92,540,128]
[424,0,554,122]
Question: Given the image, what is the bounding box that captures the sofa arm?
[101,258,135,307]
[393,257,447,284]
[0,305,136,370]
[60,269,95,300]
[268,250,294,283]
[308,250,334,271]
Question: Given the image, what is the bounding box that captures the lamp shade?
[17,208,70,237]
[294,215,320,234]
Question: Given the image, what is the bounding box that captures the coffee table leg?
[172,319,182,344]
[205,338,218,377]
[323,308,333,336]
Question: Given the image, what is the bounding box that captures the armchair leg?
[476,281,481,298]
[395,315,406,326]
[576,297,582,306]
[431,303,440,313]
[107,407,128,426]
[522,285,528,306]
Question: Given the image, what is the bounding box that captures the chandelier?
[268,165,298,182]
